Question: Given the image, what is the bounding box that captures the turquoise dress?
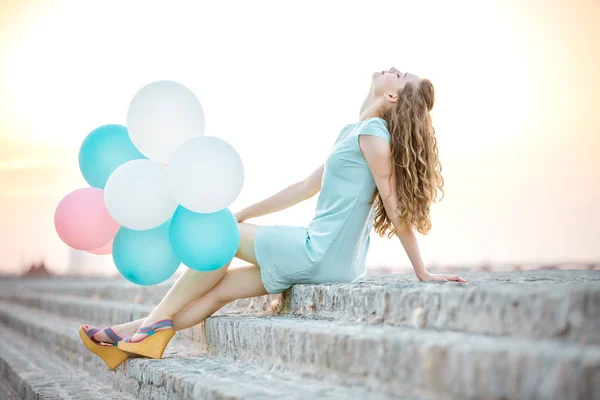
[253,117,391,294]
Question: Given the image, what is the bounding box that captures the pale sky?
[0,0,599,275]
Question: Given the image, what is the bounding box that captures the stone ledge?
[1,296,598,400]
[201,314,600,400]
[0,324,134,400]
[0,301,406,400]
[280,282,600,343]
[3,270,599,343]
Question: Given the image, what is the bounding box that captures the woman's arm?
[236,164,324,222]
[359,135,466,283]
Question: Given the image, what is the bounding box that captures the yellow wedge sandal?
[78,325,130,370]
[117,318,175,359]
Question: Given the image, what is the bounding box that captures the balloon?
[127,80,205,163]
[168,136,244,213]
[112,221,180,285]
[79,124,146,189]
[170,206,239,271]
[88,239,113,255]
[104,159,178,230]
[54,188,120,250]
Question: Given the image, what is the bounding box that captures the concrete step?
[0,291,198,348]
[3,270,599,343]
[202,315,599,400]
[0,377,21,400]
[0,324,135,400]
[0,301,410,400]
[1,295,598,400]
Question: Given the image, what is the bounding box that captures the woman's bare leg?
[84,265,229,343]
[170,222,267,330]
[171,263,267,330]
[125,222,263,342]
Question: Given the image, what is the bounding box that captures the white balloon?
[127,80,205,163]
[105,159,178,230]
[168,136,244,213]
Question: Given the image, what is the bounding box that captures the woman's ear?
[385,92,399,103]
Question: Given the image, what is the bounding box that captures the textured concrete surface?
[3,270,599,343]
[0,324,134,400]
[280,281,600,343]
[201,314,600,400]
[0,292,203,350]
[0,380,21,400]
[0,301,405,400]
[1,293,598,400]
[1,271,599,400]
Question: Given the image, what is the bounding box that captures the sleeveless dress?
[253,116,391,294]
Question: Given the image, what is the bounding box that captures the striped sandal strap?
[103,327,123,342]
[84,327,101,338]
[122,319,174,342]
[135,319,174,334]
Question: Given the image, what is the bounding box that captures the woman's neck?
[358,92,385,122]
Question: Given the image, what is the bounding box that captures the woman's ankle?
[113,319,144,334]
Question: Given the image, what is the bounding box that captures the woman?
[79,67,467,369]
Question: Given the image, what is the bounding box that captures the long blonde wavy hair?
[370,78,444,236]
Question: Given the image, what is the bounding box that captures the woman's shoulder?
[343,117,386,127]
[357,117,390,142]
[360,117,388,129]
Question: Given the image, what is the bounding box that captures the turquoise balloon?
[79,124,146,189]
[170,206,240,271]
[112,221,180,285]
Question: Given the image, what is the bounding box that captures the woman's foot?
[126,313,174,343]
[82,320,143,346]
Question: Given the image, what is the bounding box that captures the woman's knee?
[210,286,236,306]
[205,264,267,305]
[202,277,235,305]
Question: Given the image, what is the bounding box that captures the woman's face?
[371,67,420,98]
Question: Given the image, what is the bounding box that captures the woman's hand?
[418,271,468,283]
[234,211,247,223]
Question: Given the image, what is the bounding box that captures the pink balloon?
[88,239,114,255]
[54,187,120,250]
